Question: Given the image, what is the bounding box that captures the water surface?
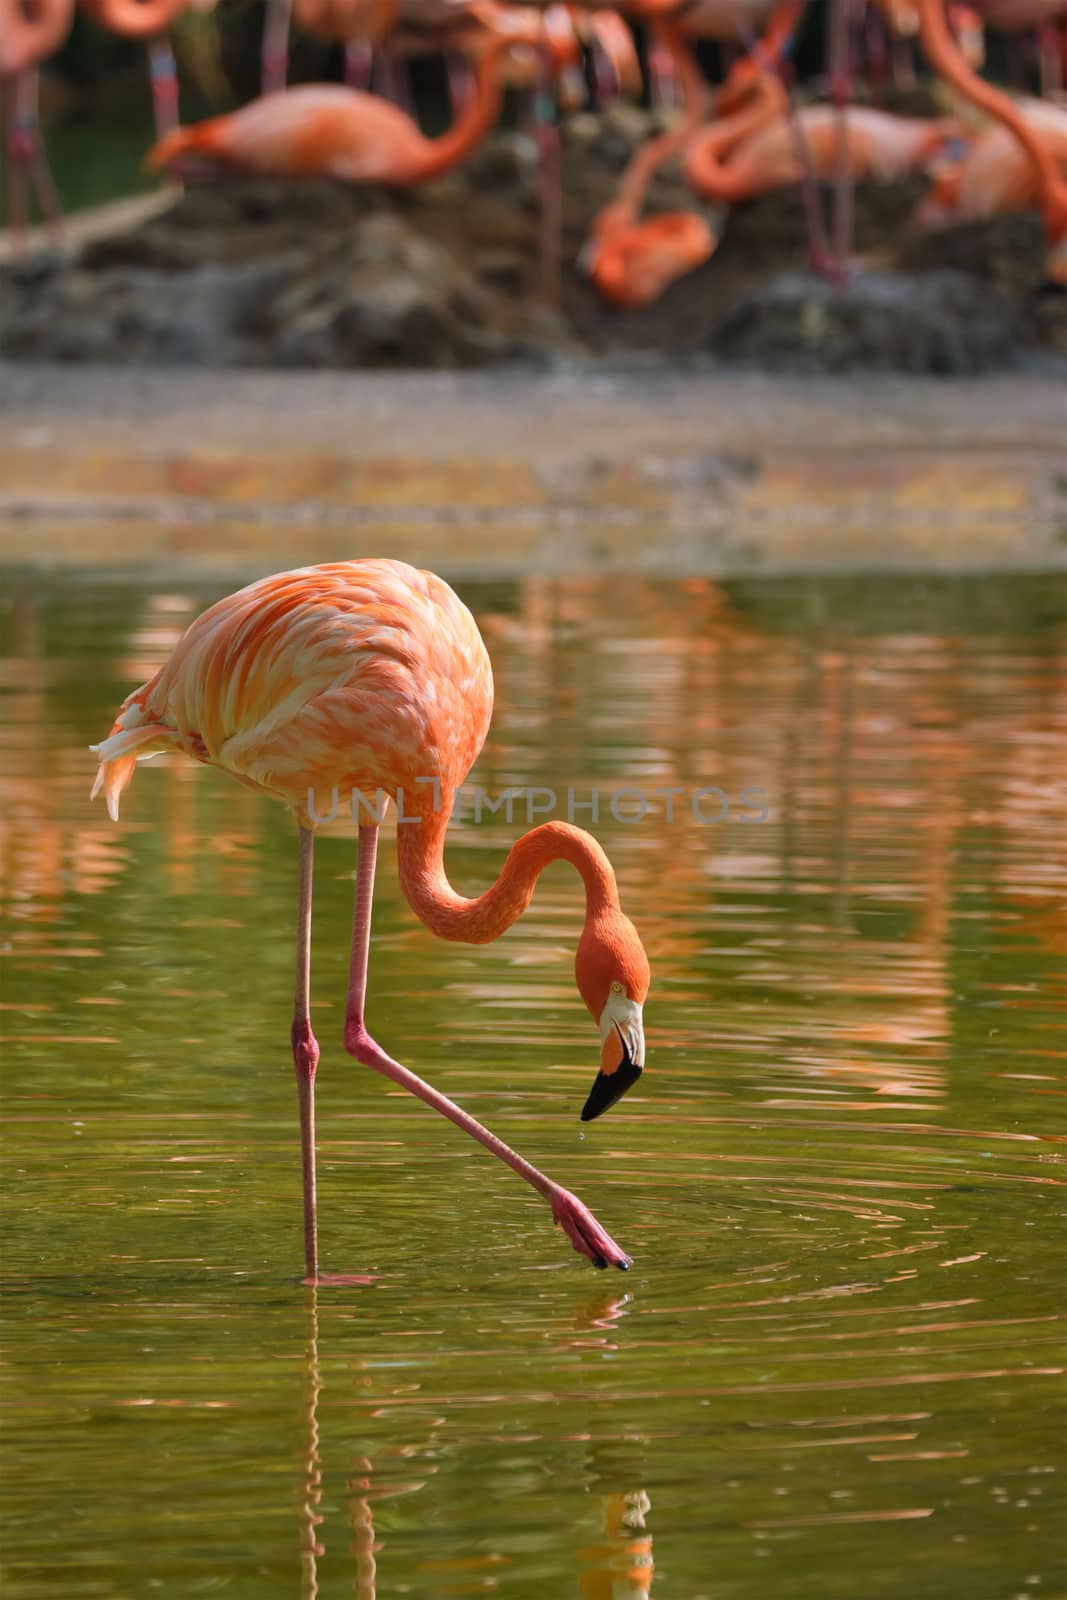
[2,566,1065,1599]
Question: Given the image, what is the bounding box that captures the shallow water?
[1,565,1065,1600]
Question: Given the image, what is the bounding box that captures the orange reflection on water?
[2,573,1065,1117]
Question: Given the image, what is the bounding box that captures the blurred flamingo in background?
[582,15,714,306]
[1,0,73,252]
[919,93,1067,233]
[582,0,810,306]
[918,0,1067,277]
[91,559,649,1282]
[684,70,957,201]
[147,26,544,181]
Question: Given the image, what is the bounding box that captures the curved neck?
[82,0,183,36]
[407,33,510,181]
[684,76,786,201]
[0,0,71,73]
[614,18,709,219]
[725,0,803,94]
[397,813,620,945]
[917,0,1067,240]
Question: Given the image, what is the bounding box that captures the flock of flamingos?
[2,0,1067,302]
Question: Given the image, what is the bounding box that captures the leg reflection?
[300,1287,324,1600]
[579,1491,654,1599]
[348,1456,379,1600]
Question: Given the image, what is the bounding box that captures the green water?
[0,119,158,228]
[1,565,1064,1599]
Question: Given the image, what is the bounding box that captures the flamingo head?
[916,159,963,229]
[575,911,650,1121]
[583,211,716,309]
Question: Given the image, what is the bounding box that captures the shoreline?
[2,364,1065,577]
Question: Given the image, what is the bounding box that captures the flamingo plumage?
[919,97,1067,227]
[684,73,958,202]
[583,15,714,308]
[147,29,530,183]
[91,560,648,1282]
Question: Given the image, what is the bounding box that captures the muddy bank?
[2,104,1064,373]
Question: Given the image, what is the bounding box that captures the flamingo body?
[685,82,955,201]
[744,105,955,185]
[922,97,1067,220]
[148,83,446,181]
[147,28,513,183]
[92,560,493,822]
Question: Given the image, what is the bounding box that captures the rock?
[268,214,508,368]
[1,129,1061,372]
[707,269,1024,374]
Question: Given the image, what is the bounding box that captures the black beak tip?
[580,1061,643,1123]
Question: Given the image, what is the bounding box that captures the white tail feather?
[89,723,169,821]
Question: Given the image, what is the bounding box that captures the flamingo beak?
[582,1000,644,1122]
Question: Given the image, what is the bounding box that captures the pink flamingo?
[918,0,1067,278]
[683,72,958,201]
[91,560,649,1282]
[1,0,73,253]
[919,94,1067,232]
[582,14,715,307]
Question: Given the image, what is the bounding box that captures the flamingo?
[1,0,73,254]
[918,0,1067,278]
[90,560,648,1281]
[919,94,1067,232]
[582,15,715,307]
[683,72,957,203]
[146,25,549,183]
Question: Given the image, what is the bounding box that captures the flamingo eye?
[611,981,624,995]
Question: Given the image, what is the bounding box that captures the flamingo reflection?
[579,1491,655,1600]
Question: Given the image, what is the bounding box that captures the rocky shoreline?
[2,104,1065,374]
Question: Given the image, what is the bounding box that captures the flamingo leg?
[342,823,631,1272]
[344,40,374,91]
[445,51,475,119]
[828,0,856,285]
[262,0,292,95]
[8,73,62,250]
[148,37,180,139]
[535,47,562,309]
[1038,20,1063,97]
[293,825,321,1283]
[4,79,32,258]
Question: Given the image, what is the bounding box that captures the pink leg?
[262,0,292,95]
[344,40,374,91]
[342,824,630,1271]
[1038,20,1063,97]
[445,51,475,118]
[373,54,416,115]
[535,50,562,310]
[18,75,62,246]
[148,37,180,139]
[5,76,33,256]
[827,0,856,285]
[890,30,916,90]
[293,826,321,1283]
[777,64,835,279]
